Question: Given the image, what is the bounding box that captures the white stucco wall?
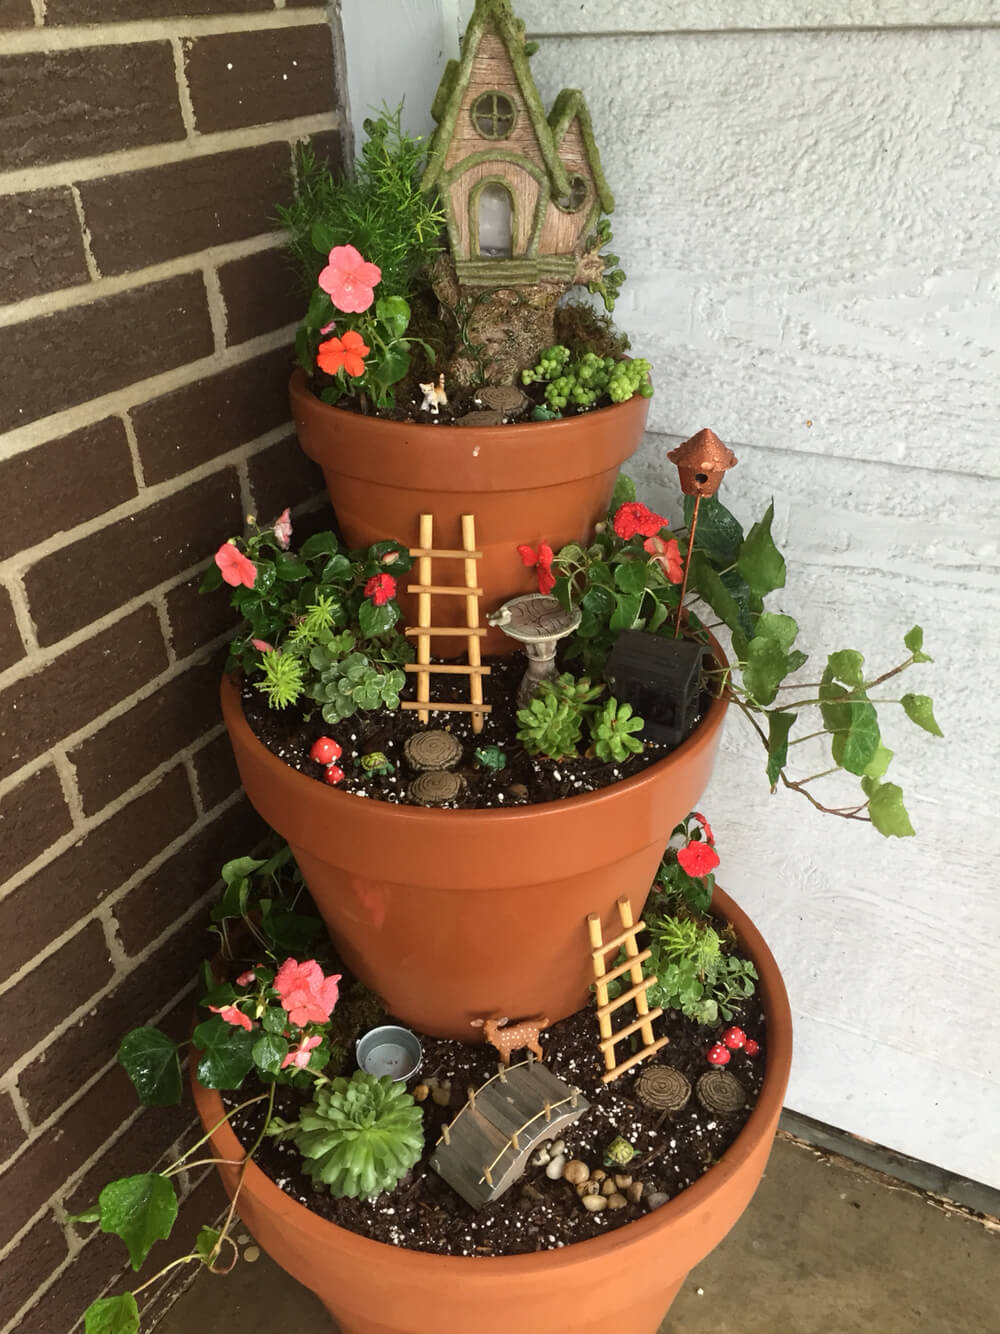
[340,2,1000,1189]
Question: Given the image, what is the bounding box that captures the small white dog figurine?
[419,373,448,415]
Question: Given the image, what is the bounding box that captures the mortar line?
[119,410,147,491]
[50,750,86,828]
[0,8,328,56]
[202,263,229,354]
[3,570,39,657]
[171,36,199,141]
[153,592,176,665]
[68,185,100,282]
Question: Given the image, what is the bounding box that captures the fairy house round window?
[471,91,517,140]
[554,175,589,213]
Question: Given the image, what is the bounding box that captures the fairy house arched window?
[421,0,615,288]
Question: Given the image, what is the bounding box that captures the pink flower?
[317,329,370,378]
[251,639,274,653]
[676,841,721,878]
[643,534,683,584]
[214,542,257,589]
[613,502,669,541]
[273,508,292,550]
[318,244,382,314]
[281,1034,322,1071]
[209,1004,253,1032]
[364,573,397,606]
[274,959,342,1027]
[692,811,715,845]
[235,970,256,987]
[517,542,556,596]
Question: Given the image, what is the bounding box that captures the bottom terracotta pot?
[192,887,792,1334]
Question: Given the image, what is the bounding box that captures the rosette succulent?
[292,1071,423,1199]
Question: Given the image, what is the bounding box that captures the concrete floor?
[156,1134,999,1334]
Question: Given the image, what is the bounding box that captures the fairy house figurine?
[422,0,616,384]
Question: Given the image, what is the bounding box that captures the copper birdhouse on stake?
[667,428,738,637]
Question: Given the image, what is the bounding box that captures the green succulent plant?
[516,673,604,760]
[308,650,406,725]
[522,344,652,411]
[292,1072,424,1199]
[589,697,645,763]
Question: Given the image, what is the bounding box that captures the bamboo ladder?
[588,896,670,1084]
[401,514,491,733]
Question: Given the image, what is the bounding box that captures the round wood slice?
[696,1070,746,1114]
[634,1065,692,1112]
[404,730,463,772]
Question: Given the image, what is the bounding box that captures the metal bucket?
[355,1025,423,1081]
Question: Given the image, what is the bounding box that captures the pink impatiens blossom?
[676,841,721,878]
[273,507,292,550]
[613,502,669,542]
[235,970,256,987]
[643,534,683,584]
[214,542,257,589]
[517,542,556,596]
[281,1034,322,1071]
[274,959,342,1027]
[318,245,382,314]
[251,639,274,654]
[364,573,397,606]
[209,1004,253,1032]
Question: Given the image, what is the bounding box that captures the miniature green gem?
[359,751,395,776]
[474,745,508,772]
[603,1135,636,1168]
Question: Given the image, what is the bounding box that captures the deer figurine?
[470,1015,549,1066]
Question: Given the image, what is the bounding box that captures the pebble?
[647,1192,668,1210]
[562,1160,589,1185]
[627,1182,644,1204]
[590,1169,606,1183]
[601,1178,617,1196]
[431,1080,452,1107]
[412,1084,430,1103]
[582,1195,608,1213]
[606,1193,627,1211]
[531,1147,551,1167]
[548,1139,565,1157]
[577,1180,600,1198]
[545,1153,567,1180]
[614,1174,632,1190]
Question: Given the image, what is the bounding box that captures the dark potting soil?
[231,994,766,1258]
[241,657,708,809]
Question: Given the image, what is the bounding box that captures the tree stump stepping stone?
[409,772,464,806]
[696,1070,746,1114]
[404,730,462,771]
[634,1065,691,1112]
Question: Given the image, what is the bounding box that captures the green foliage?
[584,215,627,313]
[117,1028,181,1108]
[308,649,407,725]
[85,1294,139,1334]
[645,911,759,1025]
[97,1174,178,1271]
[257,649,307,709]
[590,697,645,762]
[290,1072,424,1199]
[516,672,604,759]
[192,1016,256,1090]
[522,345,652,411]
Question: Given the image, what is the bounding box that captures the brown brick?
[0,419,137,563]
[308,127,347,175]
[247,431,325,524]
[0,1091,26,1164]
[65,1097,194,1217]
[0,189,89,305]
[24,468,242,647]
[19,914,209,1125]
[0,765,71,888]
[21,1229,130,1334]
[0,922,112,1071]
[0,0,34,26]
[80,143,291,278]
[0,583,25,672]
[192,731,241,811]
[48,0,270,19]
[0,44,183,172]
[0,1211,70,1328]
[164,573,239,661]
[185,25,337,134]
[0,606,168,782]
[0,768,196,977]
[0,1064,135,1250]
[70,651,228,815]
[218,245,303,346]
[116,799,263,953]
[0,274,213,434]
[132,345,293,485]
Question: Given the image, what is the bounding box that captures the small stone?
[606,1193,627,1211]
[409,771,464,807]
[431,1080,452,1107]
[404,730,462,772]
[562,1160,589,1186]
[243,1245,260,1263]
[590,1169,606,1184]
[545,1153,567,1180]
[627,1182,644,1204]
[647,1191,669,1209]
[577,1180,599,1198]
[412,1083,430,1103]
[531,1147,551,1167]
[508,784,529,800]
[582,1194,608,1213]
[601,1178,617,1196]
[614,1174,632,1191]
[548,1139,565,1157]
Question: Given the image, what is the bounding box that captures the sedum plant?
[309,647,406,725]
[590,697,645,763]
[516,672,604,760]
[287,1072,424,1200]
[522,344,652,413]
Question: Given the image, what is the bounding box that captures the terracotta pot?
[192,884,792,1334]
[289,370,651,653]
[220,657,728,1041]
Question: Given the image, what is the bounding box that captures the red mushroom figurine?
[743,1039,760,1057]
[722,1026,746,1050]
[310,736,343,765]
[322,764,345,786]
[706,1043,731,1066]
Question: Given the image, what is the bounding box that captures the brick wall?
[0,3,344,1327]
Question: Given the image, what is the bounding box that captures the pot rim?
[193,882,792,1277]
[220,635,729,829]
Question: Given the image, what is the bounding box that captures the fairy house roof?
[668,429,738,474]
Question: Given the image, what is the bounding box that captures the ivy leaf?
[735,501,786,596]
[85,1294,140,1334]
[193,1017,256,1089]
[786,649,809,675]
[753,612,799,650]
[766,711,796,790]
[743,636,789,706]
[199,561,224,594]
[614,560,649,596]
[690,553,750,639]
[374,343,410,389]
[375,295,411,340]
[320,553,353,584]
[300,532,340,560]
[904,625,933,663]
[117,1028,182,1108]
[98,1174,178,1271]
[275,557,312,583]
[685,494,744,566]
[195,1227,222,1265]
[831,694,881,775]
[719,569,755,639]
[609,592,643,633]
[864,744,894,780]
[610,473,636,513]
[827,650,865,688]
[222,856,265,888]
[901,693,943,737]
[868,782,915,837]
[359,599,399,639]
[253,1033,289,1077]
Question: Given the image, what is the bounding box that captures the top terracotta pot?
[290,370,651,654]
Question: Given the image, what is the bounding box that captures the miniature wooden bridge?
[429,1059,590,1209]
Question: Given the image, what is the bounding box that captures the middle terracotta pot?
[221,667,728,1041]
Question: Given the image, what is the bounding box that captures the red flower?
[282,1034,322,1071]
[274,959,342,1027]
[209,1004,253,1032]
[364,573,397,606]
[613,502,669,541]
[643,534,683,584]
[677,840,721,878]
[517,542,556,595]
[692,811,715,845]
[214,542,257,589]
[251,639,274,653]
[317,329,370,378]
[318,244,382,314]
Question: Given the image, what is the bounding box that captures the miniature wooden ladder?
[588,896,670,1084]
[401,513,491,734]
